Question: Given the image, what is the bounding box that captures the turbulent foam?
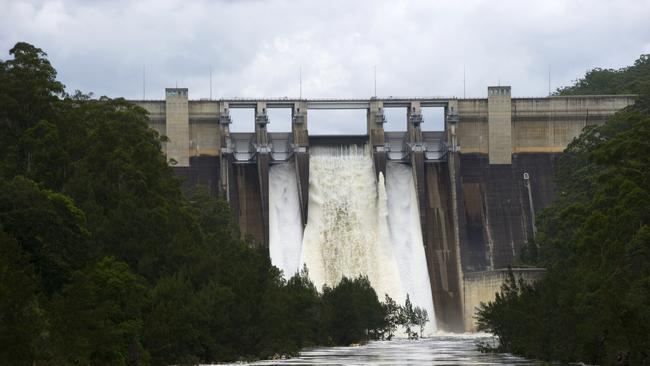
[269,163,303,279]
[386,162,437,333]
[269,145,437,335]
[300,146,403,303]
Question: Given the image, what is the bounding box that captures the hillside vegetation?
[477,55,650,365]
[0,42,429,366]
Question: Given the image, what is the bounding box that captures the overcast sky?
[2,0,650,133]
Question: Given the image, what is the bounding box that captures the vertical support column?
[446,100,460,153]
[218,102,234,203]
[488,86,512,164]
[164,88,190,167]
[407,101,427,245]
[445,99,466,331]
[367,100,387,179]
[292,101,309,227]
[255,102,270,249]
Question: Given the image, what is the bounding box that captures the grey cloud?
[2,0,650,133]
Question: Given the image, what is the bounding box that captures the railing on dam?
[194,97,453,109]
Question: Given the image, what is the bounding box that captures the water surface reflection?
[222,334,541,365]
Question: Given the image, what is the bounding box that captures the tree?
[413,307,429,338]
[399,294,418,339]
[0,229,46,365]
[0,41,417,365]
[0,42,64,178]
[50,257,148,366]
[0,176,91,294]
[321,276,386,345]
[476,54,650,365]
[381,294,401,340]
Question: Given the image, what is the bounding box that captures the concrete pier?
[367,100,387,179]
[292,101,309,227]
[488,86,513,164]
[131,87,635,332]
[255,102,270,249]
[164,88,190,167]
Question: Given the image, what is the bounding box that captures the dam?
[131,87,635,332]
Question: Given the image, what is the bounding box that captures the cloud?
[1,0,649,133]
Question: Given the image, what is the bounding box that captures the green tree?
[0,229,46,365]
[0,42,64,178]
[413,307,429,338]
[399,294,418,340]
[321,276,386,345]
[381,294,401,340]
[50,257,148,366]
[477,54,650,365]
[0,176,91,294]
[0,41,411,365]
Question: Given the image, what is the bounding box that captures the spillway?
[269,163,303,278]
[300,146,403,304]
[385,162,436,331]
[269,146,436,334]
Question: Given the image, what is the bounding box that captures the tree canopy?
[0,42,430,366]
[478,54,650,365]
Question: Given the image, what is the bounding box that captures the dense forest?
[477,55,650,365]
[0,43,428,366]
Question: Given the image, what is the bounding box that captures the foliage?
[399,295,417,339]
[382,294,400,340]
[0,229,46,366]
[478,55,650,365]
[0,42,431,365]
[321,276,386,345]
[413,307,429,338]
[0,176,91,294]
[396,294,429,340]
[50,257,148,366]
[555,53,650,111]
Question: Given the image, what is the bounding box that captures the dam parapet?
[131,87,634,332]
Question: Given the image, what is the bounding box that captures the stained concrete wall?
[463,268,545,332]
[457,94,636,157]
[487,87,512,164]
[164,89,190,167]
[423,162,464,331]
[512,96,634,152]
[457,153,559,272]
[134,100,166,152]
[232,163,266,248]
[188,101,220,157]
[456,99,489,154]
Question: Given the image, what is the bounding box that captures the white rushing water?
[300,146,403,304]
[269,163,304,279]
[269,146,436,334]
[385,162,437,332]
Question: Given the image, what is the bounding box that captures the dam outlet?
[269,145,436,334]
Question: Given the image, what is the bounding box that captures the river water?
[219,334,541,365]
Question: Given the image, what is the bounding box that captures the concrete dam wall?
[131,87,634,332]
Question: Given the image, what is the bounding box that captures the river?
[218,334,541,365]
